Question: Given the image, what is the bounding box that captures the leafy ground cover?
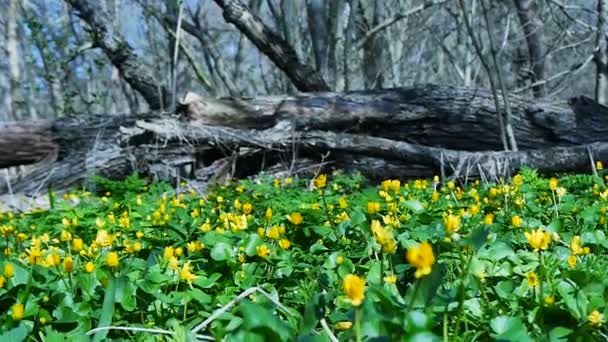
[1,168,608,341]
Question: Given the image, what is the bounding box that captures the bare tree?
[514,0,546,98]
[596,0,608,104]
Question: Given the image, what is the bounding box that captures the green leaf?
[238,300,293,341]
[494,281,514,300]
[244,234,263,257]
[0,324,28,342]
[404,200,425,213]
[194,273,222,289]
[549,327,573,341]
[406,332,440,342]
[92,274,116,342]
[490,316,533,342]
[405,311,431,332]
[211,242,235,261]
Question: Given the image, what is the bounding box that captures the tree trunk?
[1,84,606,194]
[595,0,608,104]
[514,0,546,98]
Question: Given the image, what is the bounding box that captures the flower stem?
[406,279,421,313]
[552,191,559,218]
[355,307,362,342]
[380,251,384,285]
[454,252,473,338]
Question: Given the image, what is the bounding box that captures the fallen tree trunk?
[1,84,607,195]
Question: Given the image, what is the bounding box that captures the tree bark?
[514,0,546,98]
[65,0,170,110]
[1,84,606,194]
[595,0,608,104]
[212,0,330,92]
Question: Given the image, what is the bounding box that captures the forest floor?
[0,169,607,341]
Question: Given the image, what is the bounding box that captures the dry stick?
[513,54,595,94]
[440,151,446,184]
[458,0,509,151]
[480,0,517,151]
[588,145,598,177]
[477,163,488,183]
[320,318,340,342]
[4,169,13,197]
[464,158,471,185]
[354,0,447,50]
[190,286,294,335]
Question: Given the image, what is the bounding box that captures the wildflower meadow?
[1,167,608,341]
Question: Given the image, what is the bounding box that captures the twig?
[191,286,294,334]
[588,145,598,177]
[354,1,447,50]
[87,326,172,336]
[320,318,340,342]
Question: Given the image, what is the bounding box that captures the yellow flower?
[85,261,95,273]
[3,263,14,278]
[136,230,144,239]
[583,246,591,254]
[513,174,523,186]
[339,197,348,209]
[383,275,397,284]
[16,233,27,243]
[511,215,522,228]
[200,221,212,232]
[343,274,365,306]
[243,203,253,215]
[175,247,184,257]
[163,246,175,261]
[287,212,303,225]
[0,276,5,288]
[45,252,60,268]
[526,271,538,288]
[167,256,179,270]
[524,229,551,251]
[568,255,577,268]
[444,214,460,234]
[336,255,344,265]
[545,295,555,305]
[597,161,604,171]
[60,230,72,242]
[483,213,494,225]
[63,256,74,273]
[72,238,83,252]
[336,321,353,330]
[588,310,604,327]
[279,239,291,250]
[180,261,198,286]
[406,242,436,278]
[314,174,327,189]
[431,192,439,202]
[266,226,280,240]
[549,178,558,191]
[469,204,480,215]
[367,202,381,214]
[94,230,113,247]
[26,245,43,265]
[570,235,583,255]
[106,252,119,269]
[11,303,24,321]
[256,244,270,258]
[95,217,105,228]
[265,207,273,220]
[390,180,400,193]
